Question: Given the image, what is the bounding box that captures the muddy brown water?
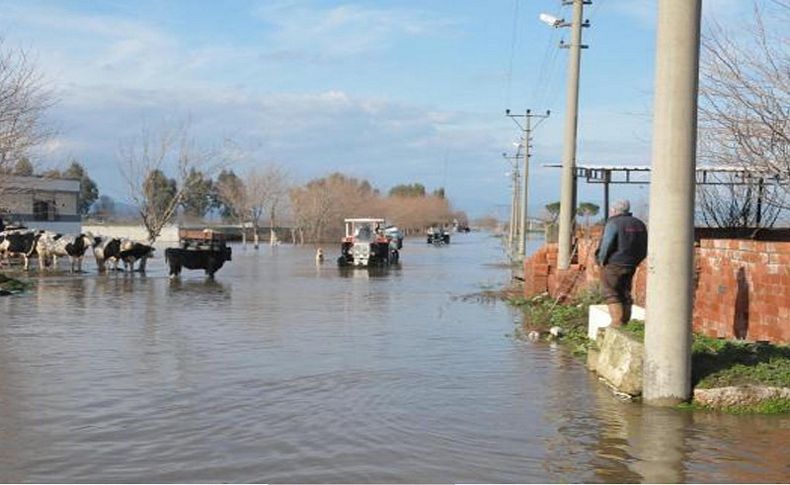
[1,233,787,483]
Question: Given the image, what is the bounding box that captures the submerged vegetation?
[506,287,604,356]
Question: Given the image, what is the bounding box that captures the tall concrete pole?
[506,155,519,253]
[643,0,701,406]
[513,165,522,255]
[508,168,517,251]
[557,0,586,270]
[518,116,531,258]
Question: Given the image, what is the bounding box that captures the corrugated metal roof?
[1,175,81,192]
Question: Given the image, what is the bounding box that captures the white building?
[0,175,82,233]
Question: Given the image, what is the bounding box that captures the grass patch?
[720,398,790,414]
[679,397,790,415]
[621,320,645,340]
[692,340,790,389]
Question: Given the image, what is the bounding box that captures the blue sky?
[0,0,768,218]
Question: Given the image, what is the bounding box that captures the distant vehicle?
[338,218,402,267]
[426,227,451,245]
[165,229,232,278]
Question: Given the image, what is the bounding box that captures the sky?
[0,0,772,218]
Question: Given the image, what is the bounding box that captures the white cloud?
[255,1,457,61]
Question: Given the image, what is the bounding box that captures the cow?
[93,236,123,272]
[37,232,95,272]
[119,240,155,272]
[0,230,43,270]
[165,246,231,278]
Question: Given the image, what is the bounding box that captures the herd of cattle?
[0,228,155,273]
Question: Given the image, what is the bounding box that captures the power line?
[505,0,521,108]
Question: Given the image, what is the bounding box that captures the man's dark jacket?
[596,212,647,267]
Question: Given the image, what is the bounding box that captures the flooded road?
[1,232,788,483]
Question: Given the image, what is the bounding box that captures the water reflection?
[584,373,790,483]
[588,387,690,483]
[336,265,403,279]
[0,233,788,482]
[167,277,229,295]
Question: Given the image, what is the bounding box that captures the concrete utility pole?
[502,152,520,256]
[643,0,702,406]
[508,166,517,250]
[557,0,589,270]
[513,162,522,255]
[503,148,522,256]
[506,109,550,258]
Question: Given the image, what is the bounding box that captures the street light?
[539,13,566,28]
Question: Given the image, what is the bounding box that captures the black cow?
[0,230,43,270]
[165,246,231,278]
[119,240,155,272]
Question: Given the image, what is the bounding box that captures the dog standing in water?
[315,247,324,263]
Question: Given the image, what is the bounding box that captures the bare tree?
[699,2,789,223]
[216,169,251,246]
[289,173,377,243]
[119,121,227,243]
[697,174,783,228]
[0,38,55,200]
[242,170,267,249]
[257,164,290,246]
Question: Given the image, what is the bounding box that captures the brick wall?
[522,233,790,343]
[694,239,790,343]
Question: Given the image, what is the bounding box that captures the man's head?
[611,199,630,217]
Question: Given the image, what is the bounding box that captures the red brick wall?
[694,239,790,343]
[522,236,790,343]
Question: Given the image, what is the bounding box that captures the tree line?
[127,163,464,245]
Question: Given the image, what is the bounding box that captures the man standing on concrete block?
[596,200,648,326]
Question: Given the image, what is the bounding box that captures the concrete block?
[587,304,647,340]
[588,305,611,340]
[596,328,645,397]
[632,305,646,320]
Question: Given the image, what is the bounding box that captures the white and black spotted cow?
[37,232,95,272]
[93,236,123,272]
[0,229,43,270]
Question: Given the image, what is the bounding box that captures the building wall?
[28,221,83,234]
[82,224,179,242]
[1,176,81,232]
[54,192,78,215]
[523,233,790,343]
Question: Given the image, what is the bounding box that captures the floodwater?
[0,232,788,483]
